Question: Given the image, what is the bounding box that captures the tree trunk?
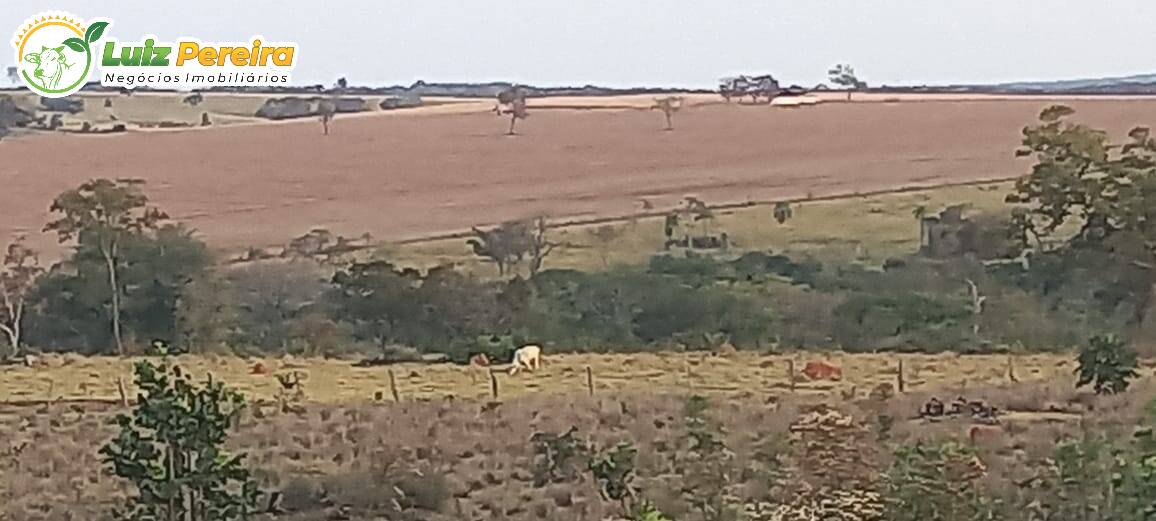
[0,325,15,358]
[846,91,852,101]
[104,247,125,356]
[664,112,673,130]
[0,290,19,357]
[508,115,517,135]
[0,328,13,355]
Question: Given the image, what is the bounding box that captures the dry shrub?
[4,376,1155,521]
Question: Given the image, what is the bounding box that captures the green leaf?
[85,21,109,43]
[62,38,86,53]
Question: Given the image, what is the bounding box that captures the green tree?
[827,63,866,101]
[1076,334,1139,395]
[45,179,167,354]
[27,224,209,353]
[119,225,213,345]
[101,359,261,521]
[329,259,423,349]
[225,261,330,352]
[0,236,41,356]
[1008,106,1156,326]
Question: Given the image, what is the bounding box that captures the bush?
[1077,334,1139,395]
[100,359,261,521]
[588,442,641,515]
[530,426,588,486]
[885,441,991,521]
[394,468,450,511]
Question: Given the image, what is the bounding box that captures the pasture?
[2,351,1152,521]
[0,351,1084,405]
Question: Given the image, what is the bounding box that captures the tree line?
[3,106,1156,359]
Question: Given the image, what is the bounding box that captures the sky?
[5,0,1156,89]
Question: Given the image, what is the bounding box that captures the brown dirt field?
[6,97,1156,255]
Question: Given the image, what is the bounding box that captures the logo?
[11,11,298,96]
[11,11,109,97]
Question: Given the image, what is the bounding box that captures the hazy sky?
[6,0,1155,88]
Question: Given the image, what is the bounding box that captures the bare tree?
[0,236,41,357]
[527,217,564,276]
[468,217,568,276]
[468,221,529,276]
[651,96,683,131]
[5,66,16,86]
[965,279,986,337]
[495,86,529,135]
[318,99,335,136]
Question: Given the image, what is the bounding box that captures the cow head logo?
[11,12,109,98]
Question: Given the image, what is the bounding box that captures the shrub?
[632,499,675,521]
[588,442,640,515]
[679,395,741,521]
[530,426,588,486]
[100,359,261,521]
[1077,334,1139,395]
[884,441,991,521]
[395,468,450,511]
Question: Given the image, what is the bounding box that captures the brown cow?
[469,353,491,367]
[968,424,1002,444]
[801,360,843,381]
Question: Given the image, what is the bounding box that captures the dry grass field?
[2,354,1151,521]
[0,351,1091,405]
[6,94,1156,259]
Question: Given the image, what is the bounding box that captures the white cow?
[507,344,542,375]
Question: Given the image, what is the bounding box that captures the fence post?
[787,359,795,393]
[490,371,499,400]
[388,369,400,402]
[116,377,129,407]
[897,358,905,393]
[1007,355,1018,383]
[586,366,594,396]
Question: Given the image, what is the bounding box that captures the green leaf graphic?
[63,38,86,53]
[85,21,109,43]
